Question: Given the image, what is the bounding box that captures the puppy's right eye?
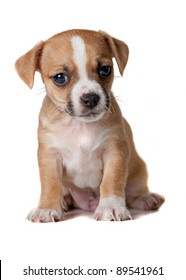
[52,73,69,86]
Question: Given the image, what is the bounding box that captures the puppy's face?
[16,30,129,122]
[42,32,114,122]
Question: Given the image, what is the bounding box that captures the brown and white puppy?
[15,29,164,222]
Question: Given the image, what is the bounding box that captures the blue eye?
[52,73,69,86]
[99,65,112,78]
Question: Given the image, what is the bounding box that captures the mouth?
[78,111,100,118]
[65,107,106,122]
[77,111,106,122]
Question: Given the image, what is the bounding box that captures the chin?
[75,111,106,123]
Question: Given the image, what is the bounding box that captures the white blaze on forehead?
[70,35,107,123]
[71,36,88,79]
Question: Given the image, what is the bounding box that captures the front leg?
[27,147,65,222]
[95,144,132,221]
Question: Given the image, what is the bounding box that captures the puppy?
[15,29,164,222]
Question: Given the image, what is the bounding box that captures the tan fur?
[15,29,164,222]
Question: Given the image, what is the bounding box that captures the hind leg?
[129,192,165,210]
[126,159,165,211]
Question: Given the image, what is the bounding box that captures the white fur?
[95,196,132,221]
[60,121,107,188]
[71,36,88,79]
[40,115,110,189]
[70,36,106,122]
[27,208,63,222]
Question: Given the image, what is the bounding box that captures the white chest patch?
[46,119,107,189]
[62,122,104,189]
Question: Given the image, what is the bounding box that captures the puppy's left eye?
[98,65,112,78]
[52,73,69,86]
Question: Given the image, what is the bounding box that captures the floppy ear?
[15,41,44,89]
[99,31,129,76]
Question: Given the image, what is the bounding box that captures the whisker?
[65,108,74,116]
[105,102,115,116]
[114,75,122,79]
[114,95,125,105]
[109,103,116,116]
[38,87,46,91]
[105,94,125,117]
[34,87,47,96]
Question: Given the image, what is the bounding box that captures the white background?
[0,0,186,279]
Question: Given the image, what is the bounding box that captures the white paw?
[94,196,132,221]
[27,208,64,223]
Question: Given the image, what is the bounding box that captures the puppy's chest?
[51,122,105,188]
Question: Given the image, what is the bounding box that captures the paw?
[27,208,64,223]
[94,196,132,221]
[130,192,165,211]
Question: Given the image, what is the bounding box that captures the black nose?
[80,93,100,109]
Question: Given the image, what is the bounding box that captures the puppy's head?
[15,29,129,123]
